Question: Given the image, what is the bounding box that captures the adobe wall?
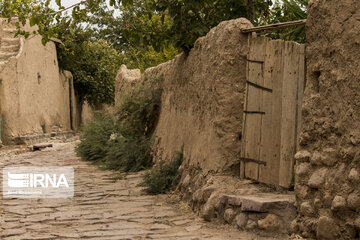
[144,18,252,177]
[294,0,360,239]
[0,27,75,143]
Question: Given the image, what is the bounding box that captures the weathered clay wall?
[294,0,360,239]
[144,18,253,175]
[114,65,142,108]
[0,21,75,143]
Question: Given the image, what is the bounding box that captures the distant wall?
[293,0,360,239]
[0,28,75,143]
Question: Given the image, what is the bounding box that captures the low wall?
[0,28,75,143]
[294,0,360,239]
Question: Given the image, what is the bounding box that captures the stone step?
[1,38,20,46]
[0,44,19,52]
[0,51,17,61]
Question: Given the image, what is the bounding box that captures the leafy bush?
[104,135,152,172]
[140,147,183,195]
[75,113,116,163]
[58,34,122,106]
[116,75,163,137]
[76,75,163,174]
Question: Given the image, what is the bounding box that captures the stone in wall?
[294,0,360,239]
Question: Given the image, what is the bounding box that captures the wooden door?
[240,37,305,188]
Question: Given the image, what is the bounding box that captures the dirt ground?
[0,140,284,240]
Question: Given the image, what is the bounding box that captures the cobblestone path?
[0,141,271,240]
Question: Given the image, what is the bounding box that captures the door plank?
[258,39,285,186]
[278,42,301,188]
[244,37,267,181]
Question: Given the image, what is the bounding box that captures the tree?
[146,0,273,53]
[56,27,122,106]
[260,0,307,43]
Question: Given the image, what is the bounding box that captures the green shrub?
[117,75,162,137]
[104,134,153,172]
[76,75,163,174]
[75,113,116,163]
[139,147,183,195]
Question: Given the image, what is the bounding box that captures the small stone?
[295,185,310,199]
[350,131,360,145]
[258,214,282,231]
[308,168,327,188]
[300,202,314,216]
[316,216,340,239]
[290,219,299,234]
[245,219,257,230]
[192,189,203,202]
[201,192,220,221]
[201,203,215,221]
[296,163,311,177]
[295,150,311,162]
[322,148,337,166]
[347,193,360,211]
[235,213,248,229]
[348,168,360,182]
[223,208,236,224]
[354,217,360,230]
[314,198,322,209]
[202,185,217,202]
[310,151,322,165]
[331,195,347,211]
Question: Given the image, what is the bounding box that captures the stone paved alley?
[0,140,278,240]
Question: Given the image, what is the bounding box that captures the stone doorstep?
[220,193,296,235]
[232,194,296,213]
[205,192,296,235]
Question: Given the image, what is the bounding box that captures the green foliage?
[75,113,117,163]
[56,24,122,106]
[116,75,163,137]
[140,147,184,195]
[147,0,273,53]
[76,75,163,174]
[104,135,152,172]
[0,0,42,19]
[124,44,178,73]
[88,2,179,71]
[260,0,308,43]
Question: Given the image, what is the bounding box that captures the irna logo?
[3,167,74,198]
[7,172,69,188]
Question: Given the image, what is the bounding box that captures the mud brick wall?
[293,0,360,239]
[143,18,253,175]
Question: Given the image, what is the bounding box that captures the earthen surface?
[0,140,278,239]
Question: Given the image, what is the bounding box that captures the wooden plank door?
[241,37,268,181]
[241,37,305,188]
